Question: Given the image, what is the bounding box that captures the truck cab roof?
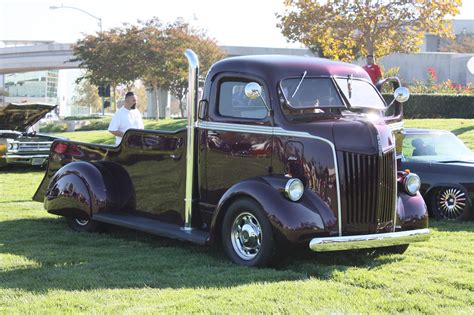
[208,55,371,82]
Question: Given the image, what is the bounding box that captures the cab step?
[93,213,209,245]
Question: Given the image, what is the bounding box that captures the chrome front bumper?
[309,228,430,252]
[2,154,49,166]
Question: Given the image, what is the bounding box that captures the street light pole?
[50,5,102,32]
[50,4,105,115]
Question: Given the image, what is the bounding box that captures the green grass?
[1,118,473,313]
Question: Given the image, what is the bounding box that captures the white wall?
[380,52,474,85]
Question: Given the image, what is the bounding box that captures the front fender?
[44,161,108,218]
[397,191,429,229]
[209,176,338,245]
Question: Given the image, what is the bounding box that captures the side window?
[218,80,267,119]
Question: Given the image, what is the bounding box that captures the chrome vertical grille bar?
[342,149,396,233]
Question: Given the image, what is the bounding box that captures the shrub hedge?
[383,94,474,118]
[39,122,68,133]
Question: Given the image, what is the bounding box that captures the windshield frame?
[279,75,388,111]
[333,75,387,110]
[279,75,347,110]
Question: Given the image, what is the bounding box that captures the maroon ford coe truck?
[33,50,429,266]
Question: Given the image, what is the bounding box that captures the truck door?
[198,75,272,206]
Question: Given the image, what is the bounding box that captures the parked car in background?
[399,128,474,220]
[0,103,62,167]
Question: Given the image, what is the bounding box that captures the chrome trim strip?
[309,228,430,252]
[197,120,343,236]
[184,49,199,230]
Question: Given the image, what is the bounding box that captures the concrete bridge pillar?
[0,74,5,106]
[146,87,157,118]
[157,88,169,119]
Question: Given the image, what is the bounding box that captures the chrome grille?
[17,142,52,152]
[341,149,396,233]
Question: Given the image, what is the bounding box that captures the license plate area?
[31,158,45,166]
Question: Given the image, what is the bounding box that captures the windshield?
[402,132,474,162]
[335,78,386,109]
[280,77,345,109]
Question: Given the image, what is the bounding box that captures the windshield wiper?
[291,70,307,99]
[347,74,353,98]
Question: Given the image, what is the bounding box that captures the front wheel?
[221,198,276,267]
[66,216,101,232]
[432,187,471,221]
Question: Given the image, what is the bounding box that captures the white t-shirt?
[108,106,144,145]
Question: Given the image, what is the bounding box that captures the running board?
[93,213,209,245]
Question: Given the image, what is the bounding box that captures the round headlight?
[12,143,19,151]
[285,178,304,201]
[404,173,421,196]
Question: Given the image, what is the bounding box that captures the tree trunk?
[179,98,185,118]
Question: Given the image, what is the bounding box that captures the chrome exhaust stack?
[184,49,199,230]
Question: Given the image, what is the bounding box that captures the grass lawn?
[0,118,473,313]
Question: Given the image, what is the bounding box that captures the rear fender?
[209,176,337,245]
[44,161,108,218]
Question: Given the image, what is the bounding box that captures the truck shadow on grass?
[0,216,430,293]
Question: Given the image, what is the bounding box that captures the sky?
[1,0,474,48]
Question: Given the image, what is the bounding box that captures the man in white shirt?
[108,91,144,145]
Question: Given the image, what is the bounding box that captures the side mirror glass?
[393,87,410,103]
[244,82,262,100]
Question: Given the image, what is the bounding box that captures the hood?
[332,117,394,155]
[0,103,57,132]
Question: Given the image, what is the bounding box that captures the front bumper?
[309,228,430,251]
[1,154,49,166]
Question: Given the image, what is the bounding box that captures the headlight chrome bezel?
[285,178,304,201]
[404,173,421,196]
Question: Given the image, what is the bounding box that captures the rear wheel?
[432,187,471,220]
[221,198,276,267]
[66,216,101,232]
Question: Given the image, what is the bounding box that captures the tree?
[72,26,145,88]
[71,79,101,113]
[148,19,224,117]
[138,18,224,117]
[277,0,462,61]
[72,17,224,118]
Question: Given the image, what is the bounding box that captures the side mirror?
[244,82,262,100]
[198,100,208,120]
[244,82,271,113]
[393,87,410,103]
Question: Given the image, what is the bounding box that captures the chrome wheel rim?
[75,218,89,226]
[438,188,466,219]
[231,212,262,260]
